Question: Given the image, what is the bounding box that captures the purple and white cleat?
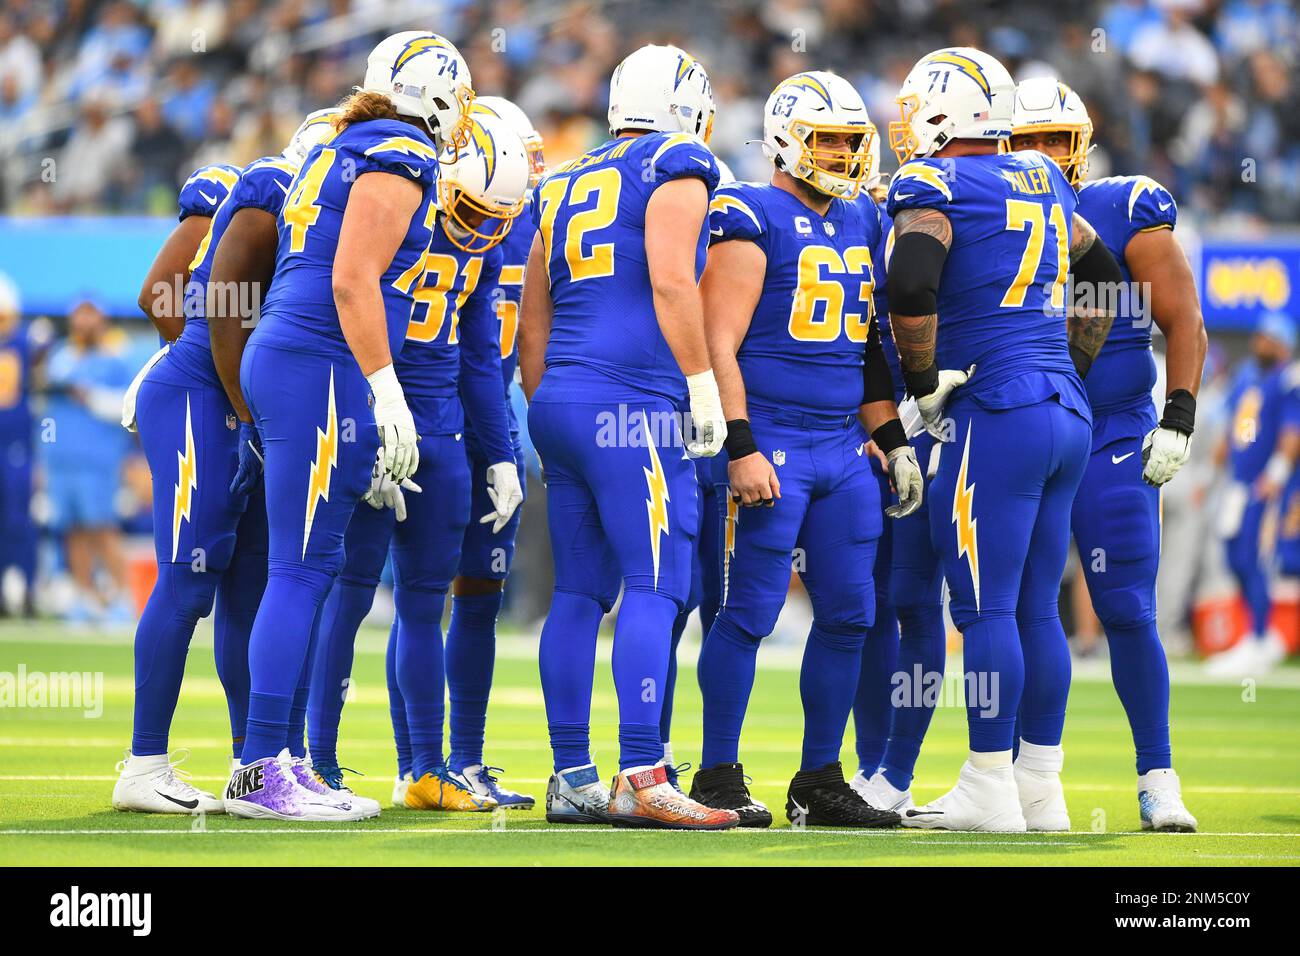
[294,756,381,818]
[224,749,367,822]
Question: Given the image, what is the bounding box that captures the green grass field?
[2,622,1299,866]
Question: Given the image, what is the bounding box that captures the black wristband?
[871,418,908,455]
[903,362,939,398]
[1069,344,1093,380]
[1159,388,1197,436]
[724,418,759,460]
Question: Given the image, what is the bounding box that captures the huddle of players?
[110,28,1205,833]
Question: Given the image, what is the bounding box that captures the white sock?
[968,749,1013,771]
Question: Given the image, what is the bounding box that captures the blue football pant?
[1225,492,1272,638]
[931,398,1089,754]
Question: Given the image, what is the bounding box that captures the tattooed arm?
[1066,213,1123,379]
[887,206,952,385]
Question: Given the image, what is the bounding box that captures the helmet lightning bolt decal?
[641,413,671,590]
[303,367,339,560]
[171,394,198,562]
[952,422,980,611]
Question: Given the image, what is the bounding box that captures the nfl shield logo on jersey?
[772,449,786,466]
[226,413,238,430]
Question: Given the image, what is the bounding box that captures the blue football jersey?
[533,132,721,403]
[887,151,1085,417]
[708,181,882,417]
[177,163,241,222]
[397,221,511,462]
[494,193,535,394]
[168,155,299,388]
[255,119,440,360]
[1076,175,1177,417]
[1227,359,1293,484]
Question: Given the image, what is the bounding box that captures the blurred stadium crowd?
[0,0,1296,658]
[1,0,1298,224]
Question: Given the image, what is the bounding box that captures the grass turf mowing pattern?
[1,624,1299,866]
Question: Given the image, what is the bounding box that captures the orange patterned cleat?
[608,765,740,830]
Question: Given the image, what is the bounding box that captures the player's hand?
[364,465,422,522]
[368,364,420,481]
[1141,426,1192,487]
[864,439,889,473]
[729,452,780,507]
[480,461,523,533]
[917,365,975,439]
[228,422,265,497]
[686,369,727,457]
[885,445,923,518]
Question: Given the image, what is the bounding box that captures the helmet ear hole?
[927,114,947,126]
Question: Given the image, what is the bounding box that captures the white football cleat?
[1138,768,1197,832]
[392,772,413,807]
[225,749,367,822]
[901,758,1027,831]
[1204,632,1286,678]
[112,751,224,814]
[850,769,914,811]
[1014,741,1070,831]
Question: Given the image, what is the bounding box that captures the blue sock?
[1017,610,1071,747]
[697,614,761,768]
[285,602,324,759]
[395,587,447,779]
[880,603,945,790]
[307,580,376,766]
[385,618,411,778]
[611,589,676,770]
[659,605,690,746]
[960,615,1024,753]
[131,563,218,756]
[853,603,898,773]
[539,590,603,772]
[241,565,333,763]
[445,591,502,771]
[214,549,264,761]
[801,622,867,770]
[1105,620,1172,774]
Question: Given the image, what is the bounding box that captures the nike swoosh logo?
[1158,201,1172,210]
[156,790,199,810]
[199,191,218,204]
[1112,452,1135,464]
[710,226,724,236]
[790,798,809,816]
[402,164,421,178]
[855,443,865,456]
[893,192,914,200]
[691,156,711,167]
[905,808,942,816]
[274,181,289,195]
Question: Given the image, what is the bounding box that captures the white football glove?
[885,445,924,518]
[368,364,419,481]
[364,465,422,522]
[480,461,523,533]
[1140,427,1193,487]
[685,369,727,458]
[916,365,975,439]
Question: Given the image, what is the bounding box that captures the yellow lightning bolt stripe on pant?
[952,420,980,612]
[171,394,198,562]
[302,367,339,560]
[642,419,671,590]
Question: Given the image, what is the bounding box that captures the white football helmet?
[473,96,545,188]
[1005,77,1093,185]
[607,44,715,142]
[283,107,341,167]
[762,71,875,199]
[438,112,530,253]
[889,47,1015,164]
[360,31,474,156]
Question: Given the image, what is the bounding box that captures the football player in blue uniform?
[111,119,335,816]
[691,72,919,829]
[1008,77,1207,831]
[306,110,529,814]
[519,45,739,829]
[1209,311,1296,675]
[223,32,473,822]
[438,96,545,810]
[884,48,1123,831]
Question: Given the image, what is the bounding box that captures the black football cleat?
[689,762,773,829]
[786,762,901,828]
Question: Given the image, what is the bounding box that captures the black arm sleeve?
[1067,236,1126,379]
[887,231,948,319]
[862,316,898,404]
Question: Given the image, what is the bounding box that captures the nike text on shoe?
[689,762,773,828]
[453,764,536,810]
[901,758,1027,831]
[609,764,740,830]
[544,763,611,824]
[225,749,367,821]
[405,765,498,811]
[112,751,224,814]
[786,762,900,828]
[850,769,915,812]
[1138,769,1197,832]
